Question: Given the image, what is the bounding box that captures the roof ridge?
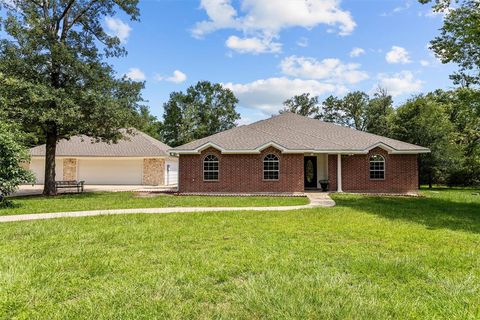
[246,126,313,150]
[133,129,171,151]
[256,113,352,150]
[285,113,428,150]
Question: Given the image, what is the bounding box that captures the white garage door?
[78,159,143,185]
[30,158,63,184]
[165,160,178,185]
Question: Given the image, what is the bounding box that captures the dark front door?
[304,156,317,189]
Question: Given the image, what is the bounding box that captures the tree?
[280,93,320,118]
[419,0,480,86]
[0,0,143,195]
[319,91,380,132]
[389,95,462,188]
[131,106,162,140]
[161,81,240,147]
[424,88,480,185]
[365,88,394,136]
[161,92,184,147]
[0,121,34,204]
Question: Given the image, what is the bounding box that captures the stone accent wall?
[63,158,77,181]
[143,158,165,186]
[178,147,304,193]
[328,147,418,193]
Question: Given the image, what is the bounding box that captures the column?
[337,154,343,192]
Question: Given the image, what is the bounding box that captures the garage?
[30,158,63,184]
[77,159,143,185]
[165,160,179,185]
[29,129,177,186]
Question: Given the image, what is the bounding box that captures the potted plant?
[319,180,329,192]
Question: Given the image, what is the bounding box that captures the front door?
[304,156,317,189]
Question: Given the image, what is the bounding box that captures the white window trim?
[369,154,386,180]
[263,153,280,181]
[203,154,219,182]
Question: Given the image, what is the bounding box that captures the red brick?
[179,146,418,194]
[179,147,304,193]
[328,147,418,193]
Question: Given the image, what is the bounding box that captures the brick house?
[171,113,429,193]
[29,129,178,186]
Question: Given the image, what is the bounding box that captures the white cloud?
[297,37,309,48]
[349,47,365,57]
[237,116,253,126]
[225,35,281,54]
[223,77,345,114]
[192,0,356,54]
[280,55,369,84]
[419,6,453,19]
[376,71,423,97]
[125,68,145,81]
[420,59,430,67]
[193,0,356,37]
[105,17,132,43]
[385,46,412,64]
[155,70,187,84]
[393,1,411,13]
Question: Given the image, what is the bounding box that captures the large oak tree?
[0,0,143,195]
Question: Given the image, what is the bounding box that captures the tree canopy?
[0,0,143,195]
[419,0,480,86]
[280,93,320,118]
[161,81,240,147]
[0,121,34,202]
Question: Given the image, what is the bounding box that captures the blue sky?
[95,1,456,124]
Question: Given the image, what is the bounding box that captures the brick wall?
[328,147,418,193]
[178,147,304,193]
[179,146,418,194]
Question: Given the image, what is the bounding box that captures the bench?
[55,180,85,193]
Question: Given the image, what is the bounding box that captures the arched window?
[263,154,279,180]
[203,154,219,181]
[370,154,385,180]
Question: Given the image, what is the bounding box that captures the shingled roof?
[172,112,429,154]
[30,129,171,157]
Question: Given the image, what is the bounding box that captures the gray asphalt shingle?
[30,129,171,157]
[172,112,429,153]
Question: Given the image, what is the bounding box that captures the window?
[370,154,385,180]
[263,154,279,180]
[203,154,219,181]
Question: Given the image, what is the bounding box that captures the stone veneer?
[143,158,165,186]
[63,158,77,181]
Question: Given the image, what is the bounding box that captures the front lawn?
[0,192,309,215]
[0,188,479,318]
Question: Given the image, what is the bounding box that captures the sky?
[86,0,457,124]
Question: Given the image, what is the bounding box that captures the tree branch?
[60,0,99,41]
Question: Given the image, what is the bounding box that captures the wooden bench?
[55,180,85,193]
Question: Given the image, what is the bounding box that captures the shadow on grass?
[7,192,110,201]
[0,192,114,214]
[334,192,480,234]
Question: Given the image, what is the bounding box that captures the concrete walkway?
[0,193,335,223]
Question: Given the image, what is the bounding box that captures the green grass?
[0,192,309,215]
[1,188,480,319]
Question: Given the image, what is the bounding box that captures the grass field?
[0,188,479,319]
[0,192,309,215]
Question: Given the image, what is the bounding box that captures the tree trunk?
[43,128,58,196]
[428,172,433,189]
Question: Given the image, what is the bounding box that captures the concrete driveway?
[13,184,178,196]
